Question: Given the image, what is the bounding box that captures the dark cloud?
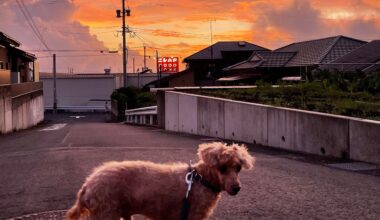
[343,19,380,40]
[250,0,380,47]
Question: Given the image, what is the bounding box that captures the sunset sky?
[1,0,379,73]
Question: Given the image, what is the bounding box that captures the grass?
[188,82,380,121]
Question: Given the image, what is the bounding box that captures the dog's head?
[197,142,254,196]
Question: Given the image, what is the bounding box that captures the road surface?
[0,113,379,219]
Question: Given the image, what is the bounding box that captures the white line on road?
[40,123,67,131]
[69,115,86,119]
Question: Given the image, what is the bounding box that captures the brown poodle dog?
[66,142,255,220]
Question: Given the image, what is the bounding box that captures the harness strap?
[180,163,221,220]
[192,170,221,193]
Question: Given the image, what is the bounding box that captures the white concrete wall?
[165,92,179,132]
[126,73,169,88]
[1,84,43,134]
[178,94,198,134]
[350,119,380,164]
[11,95,44,131]
[198,97,225,139]
[225,101,268,145]
[267,107,349,158]
[163,91,380,164]
[41,77,115,110]
[0,86,13,134]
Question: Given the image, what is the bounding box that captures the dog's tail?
[66,186,89,220]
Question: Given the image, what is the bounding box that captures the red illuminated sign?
[157,57,179,73]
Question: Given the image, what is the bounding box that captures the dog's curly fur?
[66,142,255,220]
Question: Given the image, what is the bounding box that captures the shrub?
[111,86,156,120]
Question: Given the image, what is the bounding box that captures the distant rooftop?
[224,51,297,71]
[275,35,366,66]
[321,40,380,73]
[223,35,367,71]
[184,41,269,61]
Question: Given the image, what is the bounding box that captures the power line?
[15,0,51,54]
[28,49,114,52]
[37,53,120,59]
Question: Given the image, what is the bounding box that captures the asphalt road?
[0,113,380,219]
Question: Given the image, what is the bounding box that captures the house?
[143,69,194,88]
[0,31,38,84]
[183,41,269,85]
[0,31,42,134]
[321,40,380,73]
[221,36,367,84]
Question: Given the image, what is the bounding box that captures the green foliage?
[111,86,156,120]
[190,80,380,121]
[311,69,380,94]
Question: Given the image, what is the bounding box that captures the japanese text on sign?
[157,57,179,73]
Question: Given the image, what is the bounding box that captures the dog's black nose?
[232,186,241,194]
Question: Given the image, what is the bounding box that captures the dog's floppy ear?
[232,144,255,170]
[197,142,225,167]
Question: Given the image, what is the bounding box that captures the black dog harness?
[180,162,221,220]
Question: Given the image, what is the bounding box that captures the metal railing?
[125,106,157,126]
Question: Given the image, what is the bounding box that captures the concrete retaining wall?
[165,92,179,132]
[350,119,380,164]
[0,83,44,134]
[267,107,350,158]
[163,91,380,164]
[225,101,268,145]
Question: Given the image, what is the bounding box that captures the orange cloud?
[4,0,380,73]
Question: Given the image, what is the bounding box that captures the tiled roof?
[321,40,380,73]
[224,51,296,71]
[184,41,269,61]
[275,36,366,67]
[252,51,297,67]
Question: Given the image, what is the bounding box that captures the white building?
[41,72,165,111]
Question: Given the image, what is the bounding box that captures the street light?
[116,1,131,88]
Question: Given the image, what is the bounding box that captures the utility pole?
[133,57,135,73]
[143,45,146,70]
[122,0,127,87]
[156,49,159,74]
[156,50,159,86]
[53,53,57,114]
[116,0,130,88]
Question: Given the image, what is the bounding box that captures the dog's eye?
[236,165,241,173]
[219,165,227,174]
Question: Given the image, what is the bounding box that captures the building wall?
[0,83,44,134]
[41,73,168,111]
[162,91,380,165]
[168,71,194,87]
[0,69,11,85]
[126,73,169,88]
[41,76,116,111]
[0,47,8,70]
